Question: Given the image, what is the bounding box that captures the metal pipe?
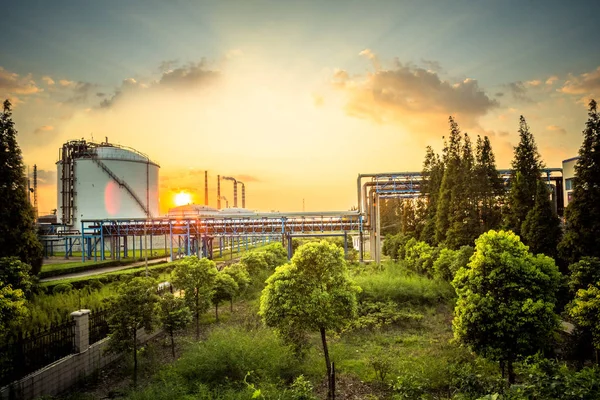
[33,164,38,221]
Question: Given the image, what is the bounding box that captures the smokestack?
[33,164,38,221]
[238,182,245,208]
[233,181,238,208]
[217,175,221,209]
[204,171,208,206]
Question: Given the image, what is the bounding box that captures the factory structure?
[35,138,582,263]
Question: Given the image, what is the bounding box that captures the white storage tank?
[56,140,159,227]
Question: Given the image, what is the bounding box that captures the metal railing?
[89,308,110,345]
[0,320,76,387]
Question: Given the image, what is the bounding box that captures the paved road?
[40,257,171,282]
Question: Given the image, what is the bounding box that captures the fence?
[0,320,75,387]
[89,308,110,344]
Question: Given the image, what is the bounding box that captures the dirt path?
[40,257,171,282]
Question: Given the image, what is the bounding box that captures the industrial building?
[562,156,579,207]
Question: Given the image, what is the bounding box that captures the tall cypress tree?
[505,116,544,236]
[436,117,462,244]
[420,146,444,244]
[0,100,43,274]
[521,180,562,258]
[475,136,504,233]
[559,100,600,264]
[446,132,479,249]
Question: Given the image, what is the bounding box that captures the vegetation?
[158,292,191,358]
[211,271,237,322]
[0,281,27,337]
[452,230,561,384]
[521,179,562,258]
[106,277,159,386]
[260,241,359,398]
[170,256,217,339]
[0,100,43,274]
[560,100,600,264]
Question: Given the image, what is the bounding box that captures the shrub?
[433,247,457,281]
[240,251,269,275]
[173,326,300,387]
[52,283,73,294]
[404,240,439,276]
[290,375,317,400]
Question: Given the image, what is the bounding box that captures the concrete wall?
[0,310,162,400]
[563,157,578,208]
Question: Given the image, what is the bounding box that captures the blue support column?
[132,234,136,260]
[344,231,348,258]
[139,235,143,259]
[65,237,68,260]
[169,222,174,261]
[81,221,85,262]
[100,222,105,261]
[219,237,223,257]
[124,235,128,258]
[187,222,191,256]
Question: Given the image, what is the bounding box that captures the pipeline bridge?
[40,167,564,264]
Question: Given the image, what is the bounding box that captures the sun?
[174,191,192,207]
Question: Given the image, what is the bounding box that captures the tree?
[259,241,359,398]
[559,100,600,264]
[446,132,479,249]
[379,198,402,236]
[474,135,504,233]
[260,242,288,269]
[452,230,560,384]
[568,284,600,363]
[240,251,269,275]
[211,272,238,322]
[436,117,463,244]
[0,100,43,275]
[0,257,36,297]
[222,262,250,311]
[505,116,544,236]
[521,180,562,258]
[158,292,192,358]
[106,277,159,385]
[171,256,217,339]
[420,146,444,244]
[568,257,600,295]
[0,281,27,338]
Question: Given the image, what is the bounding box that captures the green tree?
[106,277,159,385]
[568,284,600,363]
[261,242,288,269]
[240,251,269,275]
[0,100,43,275]
[559,100,600,264]
[568,257,600,295]
[222,262,250,311]
[446,132,479,249]
[505,116,544,236]
[452,230,560,384]
[211,272,238,322]
[475,135,504,233]
[158,292,192,358]
[436,117,463,244]
[0,257,35,297]
[380,198,402,236]
[259,241,359,398]
[521,180,562,257]
[171,256,217,339]
[0,281,27,337]
[420,146,444,244]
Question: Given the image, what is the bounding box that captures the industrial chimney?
[204,171,208,206]
[217,175,221,209]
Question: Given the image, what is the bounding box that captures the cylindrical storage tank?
[56,141,159,227]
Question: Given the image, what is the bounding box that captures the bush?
[351,301,423,330]
[240,252,269,275]
[433,248,457,281]
[173,326,300,388]
[261,242,288,269]
[404,240,439,276]
[52,283,73,294]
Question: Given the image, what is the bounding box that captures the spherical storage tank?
[56,140,159,227]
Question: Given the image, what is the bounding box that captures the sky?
[2,0,600,215]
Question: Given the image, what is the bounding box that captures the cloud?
[34,125,54,134]
[32,169,56,185]
[505,81,533,103]
[526,80,542,87]
[495,92,504,97]
[560,66,600,97]
[64,81,97,103]
[42,76,55,86]
[546,124,567,135]
[59,79,74,87]
[421,59,442,72]
[358,48,381,70]
[546,76,558,86]
[334,56,498,134]
[100,62,220,108]
[0,67,42,96]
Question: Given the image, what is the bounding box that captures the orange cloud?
[34,125,54,134]
[0,67,42,96]
[560,66,600,97]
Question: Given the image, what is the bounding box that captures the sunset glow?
[174,191,192,207]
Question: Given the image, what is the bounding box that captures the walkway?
[40,257,171,282]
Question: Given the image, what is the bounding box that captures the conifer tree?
[0,100,43,274]
[420,146,444,244]
[521,180,562,258]
[436,117,462,244]
[559,100,600,264]
[446,133,479,248]
[505,116,544,236]
[475,136,504,233]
